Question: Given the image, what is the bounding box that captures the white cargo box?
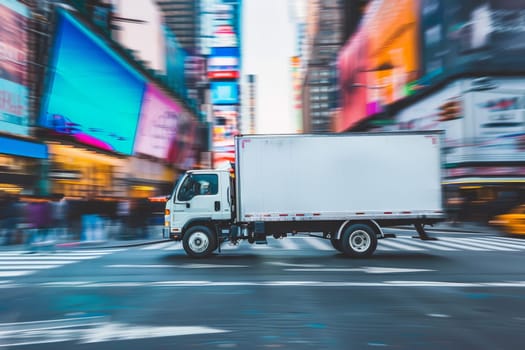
[235,132,444,222]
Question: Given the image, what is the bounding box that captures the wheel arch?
[182,217,215,236]
[335,219,383,240]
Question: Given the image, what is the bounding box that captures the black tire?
[182,225,217,258]
[330,239,343,252]
[340,223,377,258]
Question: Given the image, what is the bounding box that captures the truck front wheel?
[183,225,217,258]
[341,224,377,258]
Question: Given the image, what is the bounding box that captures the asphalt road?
[1,228,525,349]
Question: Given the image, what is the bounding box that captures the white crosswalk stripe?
[395,237,458,251]
[142,242,175,250]
[0,250,118,280]
[147,235,525,253]
[483,236,525,247]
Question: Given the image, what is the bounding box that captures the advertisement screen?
[134,83,197,168]
[0,1,29,136]
[212,105,238,168]
[208,56,239,80]
[40,10,145,155]
[420,0,525,84]
[211,81,238,104]
[364,0,420,107]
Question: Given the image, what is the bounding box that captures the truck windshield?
[170,174,184,202]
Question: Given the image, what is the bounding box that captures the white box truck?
[163,132,445,258]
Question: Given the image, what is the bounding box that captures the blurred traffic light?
[437,99,462,122]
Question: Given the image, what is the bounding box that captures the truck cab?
[163,169,233,255]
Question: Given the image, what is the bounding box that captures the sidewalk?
[0,224,168,252]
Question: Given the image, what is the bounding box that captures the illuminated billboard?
[211,81,238,104]
[337,28,369,132]
[212,105,237,168]
[0,0,29,136]
[208,56,239,80]
[134,83,197,168]
[363,0,420,107]
[336,0,420,132]
[420,0,525,85]
[40,10,145,155]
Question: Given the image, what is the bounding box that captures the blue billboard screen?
[40,10,145,155]
[211,82,238,105]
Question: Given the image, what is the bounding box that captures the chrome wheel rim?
[188,232,209,253]
[349,230,371,252]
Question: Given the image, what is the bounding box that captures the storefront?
[47,143,125,199]
[0,135,48,196]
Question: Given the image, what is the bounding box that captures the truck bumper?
[163,227,182,240]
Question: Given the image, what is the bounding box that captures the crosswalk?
[0,249,121,278]
[142,235,525,253]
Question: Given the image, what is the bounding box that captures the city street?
[1,227,525,349]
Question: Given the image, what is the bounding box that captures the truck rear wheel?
[341,223,377,258]
[183,225,217,258]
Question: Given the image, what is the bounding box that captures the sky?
[242,0,298,134]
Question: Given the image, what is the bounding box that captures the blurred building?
[155,0,198,53]
[246,74,256,134]
[301,0,344,133]
[335,0,525,220]
[0,0,205,201]
[0,0,48,196]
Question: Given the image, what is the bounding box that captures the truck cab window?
[177,174,219,201]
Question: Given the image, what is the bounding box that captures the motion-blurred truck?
[163,132,445,258]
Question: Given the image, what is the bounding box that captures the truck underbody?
[167,217,443,258]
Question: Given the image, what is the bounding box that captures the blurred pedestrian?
[26,199,53,249]
[447,196,463,226]
[51,194,68,239]
[0,195,18,245]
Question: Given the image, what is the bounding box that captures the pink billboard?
[337,29,369,132]
[134,83,197,168]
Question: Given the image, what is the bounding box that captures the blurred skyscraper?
[301,0,344,133]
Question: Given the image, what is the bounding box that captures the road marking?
[472,237,525,250]
[302,238,333,251]
[165,242,182,250]
[37,280,525,288]
[142,241,176,250]
[278,238,299,250]
[0,259,78,264]
[437,237,491,251]
[220,242,241,250]
[377,240,425,251]
[0,280,525,289]
[427,313,450,318]
[106,264,247,269]
[0,251,116,278]
[285,267,434,274]
[266,262,323,268]
[479,236,525,248]
[0,265,62,270]
[442,237,516,251]
[0,271,33,277]
[0,317,229,347]
[396,237,458,251]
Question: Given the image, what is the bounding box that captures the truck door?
[172,173,226,230]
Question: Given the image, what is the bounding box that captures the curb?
[0,239,170,252]
[55,239,170,250]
